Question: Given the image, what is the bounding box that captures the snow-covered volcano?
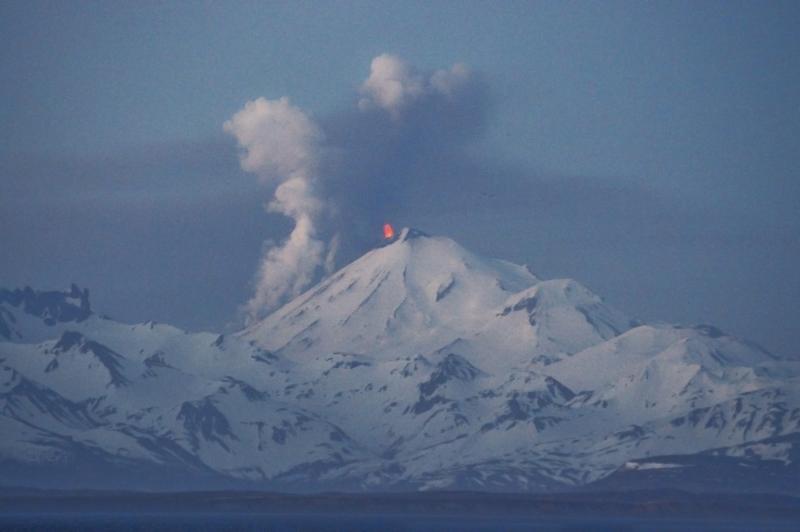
[243,228,634,371]
[1,229,798,492]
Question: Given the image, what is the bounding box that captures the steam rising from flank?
[223,97,329,321]
[226,54,485,321]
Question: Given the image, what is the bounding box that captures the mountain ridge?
[1,228,798,492]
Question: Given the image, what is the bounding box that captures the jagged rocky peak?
[0,283,91,325]
[435,353,485,381]
[418,353,486,397]
[47,330,130,387]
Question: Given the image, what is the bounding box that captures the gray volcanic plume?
[225,54,488,320]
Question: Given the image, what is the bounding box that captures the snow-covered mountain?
[244,229,633,371]
[1,228,798,492]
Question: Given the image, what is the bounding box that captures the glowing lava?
[383,223,395,240]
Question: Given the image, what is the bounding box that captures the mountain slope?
[243,228,634,372]
[1,228,797,493]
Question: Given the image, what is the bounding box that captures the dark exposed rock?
[0,284,91,327]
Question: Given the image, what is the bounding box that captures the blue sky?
[2,1,798,355]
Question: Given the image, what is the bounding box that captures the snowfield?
[1,228,798,492]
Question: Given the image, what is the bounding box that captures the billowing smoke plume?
[358,54,473,117]
[227,55,487,321]
[327,53,488,258]
[223,97,329,321]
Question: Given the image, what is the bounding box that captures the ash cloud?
[357,54,473,117]
[326,57,489,254]
[227,54,490,320]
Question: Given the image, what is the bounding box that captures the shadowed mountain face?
[1,229,798,492]
[0,285,90,341]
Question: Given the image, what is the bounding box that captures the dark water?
[0,514,798,532]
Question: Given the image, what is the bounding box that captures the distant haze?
[1,1,798,356]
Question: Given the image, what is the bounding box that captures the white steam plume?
[224,96,329,321]
[226,55,478,322]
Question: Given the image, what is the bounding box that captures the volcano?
[0,229,798,492]
[243,227,633,371]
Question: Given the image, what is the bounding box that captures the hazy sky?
[1,1,798,356]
